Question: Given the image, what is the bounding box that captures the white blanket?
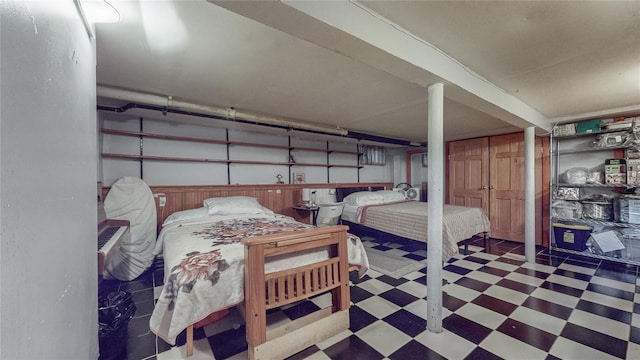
[149,213,368,345]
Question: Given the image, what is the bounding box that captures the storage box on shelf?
[551,117,640,264]
[605,158,626,185]
[553,223,592,252]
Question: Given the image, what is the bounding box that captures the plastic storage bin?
[575,119,601,134]
[582,201,613,221]
[614,195,640,224]
[553,223,592,252]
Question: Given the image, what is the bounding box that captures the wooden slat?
[253,310,349,360]
[186,325,194,356]
[318,266,324,289]
[267,279,275,306]
[296,272,303,297]
[313,269,319,293]
[277,277,285,304]
[304,270,311,297]
[287,274,294,300]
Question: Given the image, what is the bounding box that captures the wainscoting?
[102,182,392,233]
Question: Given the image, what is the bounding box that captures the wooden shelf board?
[290,147,327,153]
[230,160,291,166]
[101,153,230,163]
[291,162,331,167]
[102,153,364,168]
[328,164,363,169]
[102,128,228,145]
[229,141,290,151]
[329,150,361,155]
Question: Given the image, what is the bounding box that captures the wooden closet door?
[448,137,489,214]
[448,133,544,244]
[489,133,542,243]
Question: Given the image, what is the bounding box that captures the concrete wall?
[1,2,98,358]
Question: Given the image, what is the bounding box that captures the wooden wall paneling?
[102,183,392,235]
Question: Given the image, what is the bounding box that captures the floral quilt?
[149,213,368,345]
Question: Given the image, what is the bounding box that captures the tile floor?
[99,235,640,360]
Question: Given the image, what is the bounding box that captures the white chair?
[315,202,345,227]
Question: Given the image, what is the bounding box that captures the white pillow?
[344,191,383,206]
[163,207,210,226]
[376,190,407,203]
[203,196,266,215]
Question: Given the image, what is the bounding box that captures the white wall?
[387,147,408,186]
[100,112,398,186]
[410,152,428,187]
[1,2,99,358]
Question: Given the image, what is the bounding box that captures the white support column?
[525,126,536,262]
[427,82,444,333]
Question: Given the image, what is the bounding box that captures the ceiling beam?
[210,0,552,134]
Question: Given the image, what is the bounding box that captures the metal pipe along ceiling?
[96,86,348,136]
[96,86,416,146]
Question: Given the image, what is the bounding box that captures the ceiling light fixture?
[81,0,121,23]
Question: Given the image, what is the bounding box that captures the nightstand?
[292,205,319,225]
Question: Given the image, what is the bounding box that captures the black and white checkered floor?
[102,235,640,360]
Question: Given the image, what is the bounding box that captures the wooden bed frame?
[184,225,352,360]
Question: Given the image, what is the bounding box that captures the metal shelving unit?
[550,120,640,265]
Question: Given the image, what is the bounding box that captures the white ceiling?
[95,1,640,145]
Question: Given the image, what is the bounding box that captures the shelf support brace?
[139,117,144,179]
[226,128,230,185]
[326,141,330,183]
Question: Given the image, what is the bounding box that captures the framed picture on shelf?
[293,172,305,184]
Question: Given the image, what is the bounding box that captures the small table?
[292,205,319,225]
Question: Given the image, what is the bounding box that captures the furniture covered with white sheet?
[103,176,157,281]
[316,202,346,227]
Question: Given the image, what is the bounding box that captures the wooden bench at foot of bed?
[184,225,352,359]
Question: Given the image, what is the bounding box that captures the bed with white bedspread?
[340,190,490,262]
[149,205,368,359]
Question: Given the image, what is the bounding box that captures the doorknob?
[489,185,495,190]
[481,186,487,190]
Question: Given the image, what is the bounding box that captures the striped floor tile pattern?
[105,236,640,360]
